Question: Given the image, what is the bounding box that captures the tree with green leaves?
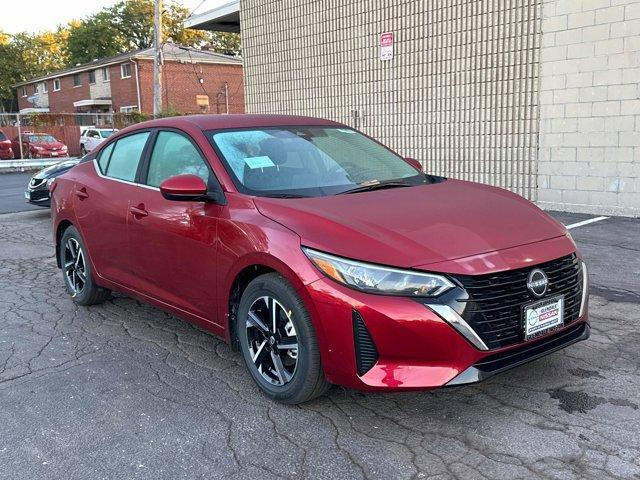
[66,14,125,66]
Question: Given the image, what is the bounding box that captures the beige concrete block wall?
[89,68,112,100]
[241,0,542,200]
[538,0,640,216]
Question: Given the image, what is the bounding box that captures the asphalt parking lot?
[0,172,43,214]
[0,206,638,479]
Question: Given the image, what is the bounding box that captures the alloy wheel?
[64,238,87,295]
[246,296,299,386]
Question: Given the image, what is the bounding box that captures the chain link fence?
[0,112,146,159]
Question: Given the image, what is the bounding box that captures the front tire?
[236,273,330,404]
[59,225,110,306]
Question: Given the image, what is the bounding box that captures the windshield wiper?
[261,193,310,199]
[338,181,414,195]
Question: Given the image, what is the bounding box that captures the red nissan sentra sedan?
[50,115,589,404]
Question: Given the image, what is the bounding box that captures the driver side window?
[145,131,210,188]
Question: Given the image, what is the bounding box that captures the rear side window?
[98,132,149,182]
[0,132,6,141]
[145,131,209,187]
[97,142,115,173]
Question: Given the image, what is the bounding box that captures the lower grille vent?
[353,310,378,376]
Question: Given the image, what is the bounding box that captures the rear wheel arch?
[55,220,74,268]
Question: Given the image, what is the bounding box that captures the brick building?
[187,0,640,217]
[15,43,244,119]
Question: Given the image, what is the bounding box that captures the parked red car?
[12,132,68,159]
[50,115,589,403]
[0,130,14,159]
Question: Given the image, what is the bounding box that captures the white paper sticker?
[245,156,275,169]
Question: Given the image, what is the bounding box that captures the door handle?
[129,204,148,218]
[75,187,89,200]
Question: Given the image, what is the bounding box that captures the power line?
[185,0,208,19]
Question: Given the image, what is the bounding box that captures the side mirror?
[405,157,423,172]
[159,174,208,201]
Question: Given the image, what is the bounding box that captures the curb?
[0,158,77,174]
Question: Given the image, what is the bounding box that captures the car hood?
[34,142,66,149]
[253,179,567,268]
[34,159,80,179]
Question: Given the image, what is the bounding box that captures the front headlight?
[302,247,455,297]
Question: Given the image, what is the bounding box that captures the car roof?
[120,114,343,133]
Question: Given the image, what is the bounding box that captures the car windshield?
[207,126,428,197]
[28,134,57,143]
[100,130,116,138]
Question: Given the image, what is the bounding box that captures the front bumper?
[305,276,589,391]
[25,186,51,207]
[33,152,67,159]
[446,322,590,386]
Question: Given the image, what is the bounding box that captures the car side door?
[73,130,152,287]
[126,129,225,325]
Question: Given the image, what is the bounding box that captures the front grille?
[353,310,378,376]
[453,254,583,349]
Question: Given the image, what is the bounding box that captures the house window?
[34,84,39,94]
[120,105,138,113]
[88,70,96,84]
[21,87,27,97]
[102,67,110,82]
[120,63,132,79]
[53,79,61,91]
[42,82,48,93]
[73,73,82,87]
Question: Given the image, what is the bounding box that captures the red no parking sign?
[379,32,394,60]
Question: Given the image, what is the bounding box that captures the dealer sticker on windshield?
[245,156,275,169]
[524,296,564,341]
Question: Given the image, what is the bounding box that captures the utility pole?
[224,82,229,114]
[153,0,163,117]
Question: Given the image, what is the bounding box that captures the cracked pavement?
[0,209,639,480]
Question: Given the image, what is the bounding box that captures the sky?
[0,0,227,34]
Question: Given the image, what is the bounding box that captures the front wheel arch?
[224,253,324,349]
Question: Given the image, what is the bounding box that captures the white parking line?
[565,216,609,230]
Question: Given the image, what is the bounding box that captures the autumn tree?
[0,29,68,111]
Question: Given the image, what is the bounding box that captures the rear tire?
[59,225,110,306]
[236,273,330,404]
